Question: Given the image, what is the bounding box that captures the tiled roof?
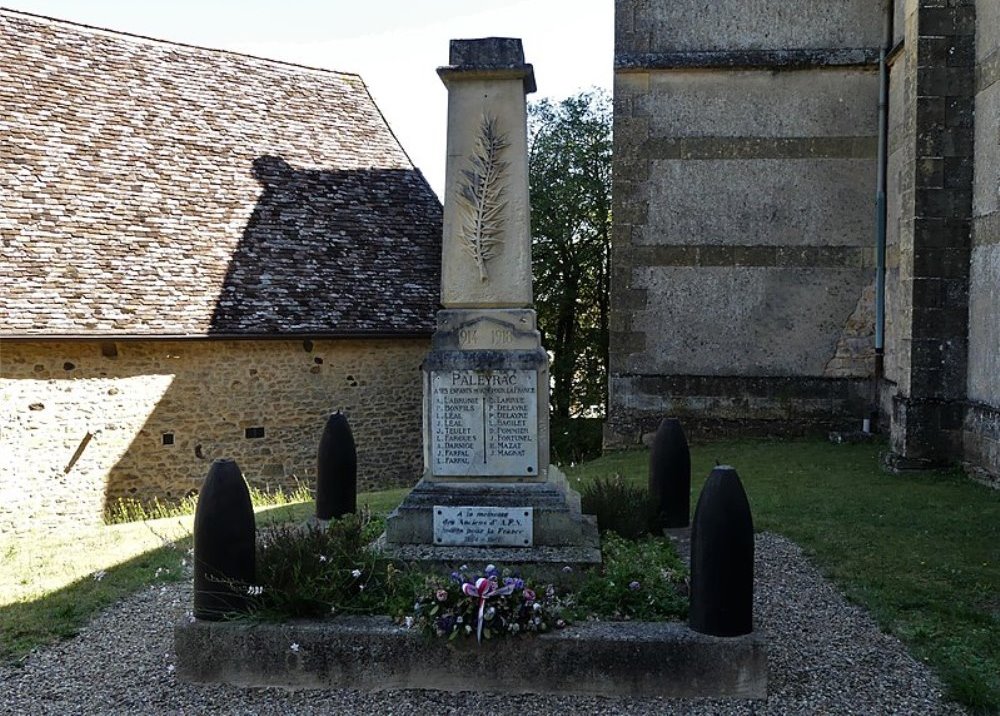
[0,10,442,337]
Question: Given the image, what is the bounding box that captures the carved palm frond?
[456,116,509,282]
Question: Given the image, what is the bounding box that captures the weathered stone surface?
[615,0,881,54]
[641,158,875,247]
[193,459,255,621]
[967,244,1000,406]
[432,309,539,350]
[627,266,871,376]
[384,467,595,548]
[316,412,357,520]
[632,70,879,139]
[174,616,768,698]
[0,339,426,536]
[689,466,754,637]
[438,39,534,309]
[973,82,1000,218]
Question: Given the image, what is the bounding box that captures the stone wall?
[0,338,427,535]
[965,0,1000,484]
[609,0,881,445]
[883,0,978,469]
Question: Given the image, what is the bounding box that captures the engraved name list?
[430,369,538,476]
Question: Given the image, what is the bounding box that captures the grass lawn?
[1,441,996,712]
[565,439,1000,713]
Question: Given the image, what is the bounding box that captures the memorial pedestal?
[380,38,599,569]
[382,311,600,562]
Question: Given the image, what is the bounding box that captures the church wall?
[609,0,882,445]
[964,0,1000,485]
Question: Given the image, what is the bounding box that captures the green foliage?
[581,475,659,539]
[569,533,688,622]
[528,89,611,419]
[549,416,604,465]
[248,511,413,620]
[567,440,1000,713]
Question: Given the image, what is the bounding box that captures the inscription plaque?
[433,505,533,546]
[430,369,538,476]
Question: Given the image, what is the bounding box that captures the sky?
[3,0,613,197]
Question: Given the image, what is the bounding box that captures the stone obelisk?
[383,38,598,563]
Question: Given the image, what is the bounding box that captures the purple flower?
[485,564,499,577]
[629,580,641,591]
[523,588,536,603]
[450,571,462,583]
[435,588,448,602]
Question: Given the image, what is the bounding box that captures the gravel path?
[1,533,968,715]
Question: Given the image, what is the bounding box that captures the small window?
[245,426,265,439]
[162,433,174,446]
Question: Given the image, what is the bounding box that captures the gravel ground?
[1,533,968,715]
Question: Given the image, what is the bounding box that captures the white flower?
[290,643,300,653]
[92,570,106,582]
[319,555,328,563]
[351,569,362,578]
[166,664,176,674]
[246,585,264,596]
[404,616,414,629]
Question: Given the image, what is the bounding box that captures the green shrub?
[569,532,688,621]
[581,475,659,539]
[246,511,418,620]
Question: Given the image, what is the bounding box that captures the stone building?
[0,10,442,534]
[610,0,999,484]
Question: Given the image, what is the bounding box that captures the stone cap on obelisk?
[437,38,536,309]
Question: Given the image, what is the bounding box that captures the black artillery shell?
[192,458,255,620]
[649,417,691,528]
[316,411,357,520]
[689,465,754,637]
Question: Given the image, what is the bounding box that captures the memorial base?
[383,466,598,552]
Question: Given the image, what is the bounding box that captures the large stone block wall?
[883,0,977,468]
[0,338,427,535]
[609,0,881,445]
[965,0,1000,484]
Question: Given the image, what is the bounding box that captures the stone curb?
[174,616,767,698]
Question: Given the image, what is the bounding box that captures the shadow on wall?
[1,158,441,532]
[98,156,441,514]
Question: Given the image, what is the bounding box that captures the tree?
[529,89,612,421]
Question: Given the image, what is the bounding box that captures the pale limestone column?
[437,38,536,309]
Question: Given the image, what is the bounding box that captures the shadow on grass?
[0,488,411,664]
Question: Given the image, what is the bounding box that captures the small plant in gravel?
[409,564,568,641]
[581,475,660,539]
[568,532,688,622]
